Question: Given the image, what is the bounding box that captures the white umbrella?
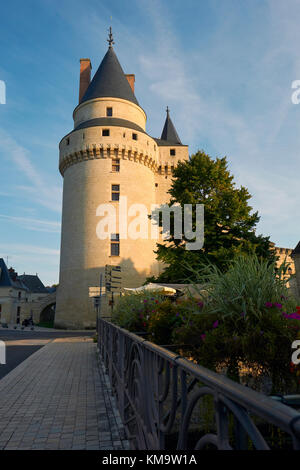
[123,283,176,296]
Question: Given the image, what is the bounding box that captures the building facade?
[55,33,189,329]
[0,258,50,325]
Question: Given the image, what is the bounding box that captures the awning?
[123,283,176,296]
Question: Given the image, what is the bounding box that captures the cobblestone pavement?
[0,337,129,450]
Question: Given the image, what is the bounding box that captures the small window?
[132,133,138,141]
[66,138,70,145]
[112,158,120,172]
[111,184,120,201]
[18,291,21,300]
[102,129,110,136]
[111,234,120,256]
[106,107,113,117]
[170,149,176,156]
[82,133,85,140]
[123,132,126,138]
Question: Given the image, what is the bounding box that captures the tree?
[151,150,276,282]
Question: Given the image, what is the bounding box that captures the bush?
[147,301,182,344]
[112,255,300,393]
[173,255,300,392]
[112,291,165,333]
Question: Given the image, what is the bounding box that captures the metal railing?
[98,318,300,450]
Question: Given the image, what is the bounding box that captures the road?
[0,328,95,380]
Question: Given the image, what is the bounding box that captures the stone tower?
[55,31,189,329]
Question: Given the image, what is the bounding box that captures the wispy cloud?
[135,0,300,247]
[0,214,61,233]
[0,243,60,285]
[0,243,59,257]
[0,128,62,213]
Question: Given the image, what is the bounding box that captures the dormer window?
[170,149,176,156]
[106,107,113,117]
[102,129,110,136]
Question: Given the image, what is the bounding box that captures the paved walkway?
[0,337,129,450]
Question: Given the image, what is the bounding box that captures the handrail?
[98,318,300,450]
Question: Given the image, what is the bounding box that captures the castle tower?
[55,31,189,329]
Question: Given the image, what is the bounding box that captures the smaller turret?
[160,106,182,144]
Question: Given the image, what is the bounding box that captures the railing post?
[118,333,125,421]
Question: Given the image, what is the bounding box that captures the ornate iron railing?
[98,318,300,450]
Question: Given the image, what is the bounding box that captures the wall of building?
[73,97,147,130]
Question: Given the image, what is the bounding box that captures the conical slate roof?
[160,107,182,144]
[0,258,13,287]
[292,241,300,257]
[80,46,139,106]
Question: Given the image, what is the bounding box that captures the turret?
[55,30,189,329]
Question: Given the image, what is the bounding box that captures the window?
[112,158,120,172]
[170,149,176,156]
[66,138,70,145]
[18,291,21,300]
[111,184,120,201]
[111,234,120,256]
[17,306,21,324]
[106,107,113,117]
[102,129,110,136]
[132,133,138,141]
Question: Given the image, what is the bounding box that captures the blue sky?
[1,0,300,285]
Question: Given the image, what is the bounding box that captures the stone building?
[55,31,189,329]
[0,258,50,325]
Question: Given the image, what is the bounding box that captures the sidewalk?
[0,337,129,450]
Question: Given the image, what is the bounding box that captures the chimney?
[79,58,92,103]
[125,74,135,93]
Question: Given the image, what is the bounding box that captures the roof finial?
[107,26,114,48]
[166,106,170,117]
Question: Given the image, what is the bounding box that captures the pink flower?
[265,302,273,308]
[213,320,219,328]
[274,303,282,309]
[201,334,206,341]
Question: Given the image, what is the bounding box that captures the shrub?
[147,301,182,344]
[173,255,300,392]
[184,254,295,320]
[112,291,165,332]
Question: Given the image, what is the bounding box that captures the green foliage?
[112,255,300,393]
[185,254,293,319]
[173,255,300,392]
[147,301,182,344]
[151,150,276,282]
[111,292,164,332]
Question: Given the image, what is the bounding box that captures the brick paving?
[0,337,129,450]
